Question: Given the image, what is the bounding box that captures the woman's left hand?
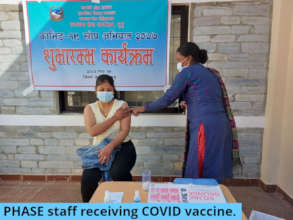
[97,145,113,165]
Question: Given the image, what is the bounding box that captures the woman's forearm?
[145,70,189,112]
[145,96,172,112]
[107,130,129,150]
[88,115,118,137]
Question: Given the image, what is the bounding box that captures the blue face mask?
[96,91,114,103]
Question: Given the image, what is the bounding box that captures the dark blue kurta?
[145,63,233,183]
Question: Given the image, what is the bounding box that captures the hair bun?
[199,49,208,64]
[177,42,209,64]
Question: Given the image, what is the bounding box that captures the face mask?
[177,62,184,72]
[96,91,114,103]
[177,58,188,72]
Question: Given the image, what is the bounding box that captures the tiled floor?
[0,181,82,203]
[229,186,293,220]
[0,181,292,220]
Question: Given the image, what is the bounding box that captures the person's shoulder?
[188,63,203,70]
[178,65,195,78]
[84,101,97,112]
[185,63,207,75]
[114,99,128,108]
[87,101,98,108]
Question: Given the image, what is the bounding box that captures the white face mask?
[177,62,183,72]
[177,62,188,72]
[177,58,188,72]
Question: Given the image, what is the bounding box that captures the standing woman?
[82,74,137,202]
[132,42,240,183]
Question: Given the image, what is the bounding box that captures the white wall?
[261,0,293,198]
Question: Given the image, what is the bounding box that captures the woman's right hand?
[131,106,145,116]
[114,106,131,121]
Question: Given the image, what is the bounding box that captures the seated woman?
[81,74,137,202]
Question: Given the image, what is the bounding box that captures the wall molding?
[0,174,262,185]
[259,180,293,206]
[172,0,253,3]
[0,114,265,128]
[0,0,255,5]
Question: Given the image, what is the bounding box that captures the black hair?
[177,42,208,64]
[96,74,117,98]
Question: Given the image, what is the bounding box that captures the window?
[59,6,189,113]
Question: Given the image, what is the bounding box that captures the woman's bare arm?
[84,105,118,137]
[106,103,131,150]
[97,103,131,164]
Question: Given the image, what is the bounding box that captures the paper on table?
[188,185,226,203]
[147,183,226,203]
[249,211,285,220]
[148,183,186,203]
